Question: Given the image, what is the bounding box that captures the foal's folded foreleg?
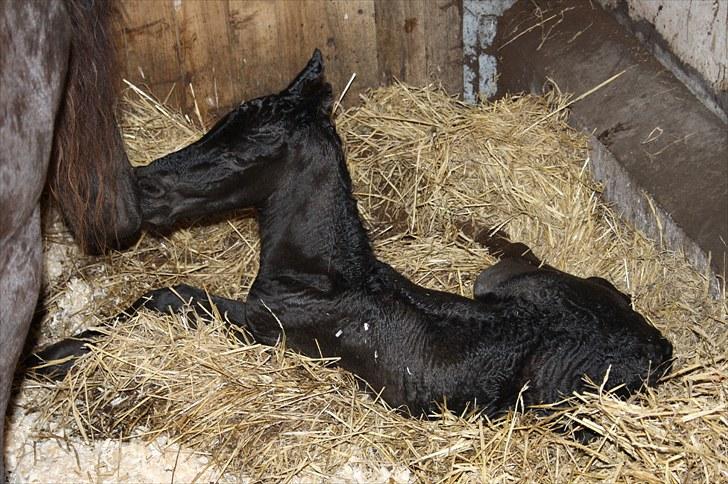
[26,284,246,381]
[129,284,247,329]
[137,284,250,342]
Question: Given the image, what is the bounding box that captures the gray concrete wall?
[491,0,727,292]
[599,0,728,122]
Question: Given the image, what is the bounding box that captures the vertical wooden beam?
[227,0,286,102]
[316,0,379,102]
[116,0,184,109]
[424,0,463,94]
[175,0,235,120]
[374,0,427,86]
[227,0,377,111]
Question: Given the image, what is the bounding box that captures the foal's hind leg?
[472,228,556,299]
[471,225,578,300]
[27,284,246,380]
[473,258,542,299]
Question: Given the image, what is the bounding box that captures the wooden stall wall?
[114,0,463,123]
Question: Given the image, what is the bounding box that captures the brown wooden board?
[116,0,184,109]
[423,0,462,89]
[114,0,463,122]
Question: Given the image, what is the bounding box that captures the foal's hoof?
[126,284,215,331]
[130,284,204,314]
[25,328,103,381]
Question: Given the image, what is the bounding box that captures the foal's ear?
[285,49,333,115]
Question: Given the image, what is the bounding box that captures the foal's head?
[136,49,334,228]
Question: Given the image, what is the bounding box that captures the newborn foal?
[35,51,673,419]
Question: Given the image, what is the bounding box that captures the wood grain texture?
[176,0,235,119]
[424,0,463,94]
[116,0,184,109]
[374,0,427,85]
[226,0,377,115]
[114,0,462,122]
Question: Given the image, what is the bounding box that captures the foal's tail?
[51,0,140,254]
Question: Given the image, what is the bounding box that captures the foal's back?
[243,257,672,417]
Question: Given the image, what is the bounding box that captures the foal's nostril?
[646,337,673,380]
[661,337,673,358]
[138,177,167,198]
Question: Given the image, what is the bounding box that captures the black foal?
[32,50,673,419]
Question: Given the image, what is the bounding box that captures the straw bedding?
[9,83,727,482]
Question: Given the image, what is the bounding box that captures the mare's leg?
[28,284,246,381]
[52,0,142,254]
[0,1,71,477]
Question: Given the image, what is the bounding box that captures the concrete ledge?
[491,0,727,290]
[599,0,728,124]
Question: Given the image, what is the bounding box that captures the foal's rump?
[476,256,673,394]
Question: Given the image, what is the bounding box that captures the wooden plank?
[227,0,286,104]
[227,0,377,111]
[116,0,184,109]
[175,0,235,120]
[424,0,463,94]
[315,1,379,105]
[374,0,427,86]
[113,0,463,119]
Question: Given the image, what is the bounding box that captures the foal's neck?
[257,128,374,285]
